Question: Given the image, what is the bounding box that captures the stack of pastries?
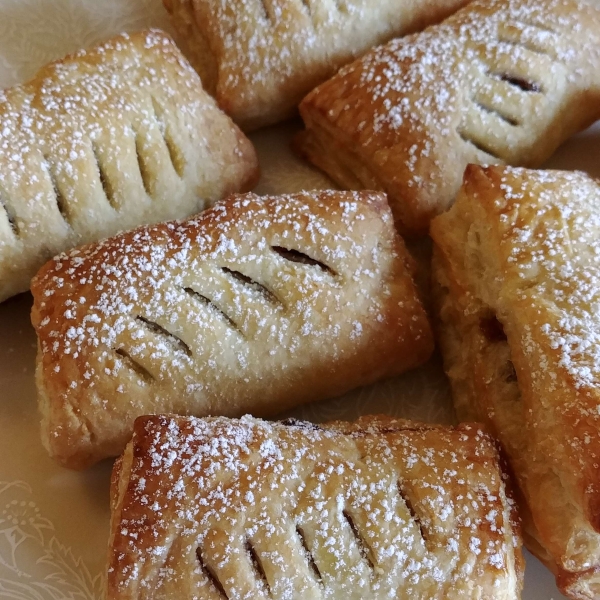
[2,0,600,597]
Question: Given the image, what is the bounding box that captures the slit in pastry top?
[297,0,600,234]
[31,189,433,469]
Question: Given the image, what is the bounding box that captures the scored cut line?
[196,547,229,598]
[135,315,192,357]
[295,525,324,585]
[183,286,246,336]
[0,185,19,236]
[42,156,71,226]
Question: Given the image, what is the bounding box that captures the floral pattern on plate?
[0,480,103,600]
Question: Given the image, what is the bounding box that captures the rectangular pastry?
[297,0,600,234]
[163,0,470,130]
[431,165,600,599]
[0,29,258,303]
[107,414,524,599]
[31,189,433,469]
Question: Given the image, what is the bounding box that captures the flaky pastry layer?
[431,165,600,599]
[163,0,469,130]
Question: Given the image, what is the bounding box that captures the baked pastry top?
[0,29,258,303]
[31,189,433,469]
[297,0,600,234]
[108,414,524,599]
[431,165,600,599]
[163,0,470,130]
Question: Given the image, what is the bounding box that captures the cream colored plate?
[1,1,599,597]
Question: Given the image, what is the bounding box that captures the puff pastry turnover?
[107,414,524,599]
[163,0,470,130]
[297,0,600,234]
[31,190,433,469]
[0,29,258,303]
[431,165,600,599]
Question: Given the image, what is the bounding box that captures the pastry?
[297,0,600,234]
[0,29,258,303]
[162,0,470,131]
[431,165,600,599]
[31,189,433,469]
[107,414,524,599]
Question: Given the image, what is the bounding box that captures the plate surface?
[1,1,599,597]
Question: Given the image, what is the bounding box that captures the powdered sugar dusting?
[165,0,469,128]
[31,190,431,467]
[346,0,593,139]
[494,168,600,393]
[0,28,256,302]
[300,0,600,230]
[108,415,521,597]
[470,167,600,485]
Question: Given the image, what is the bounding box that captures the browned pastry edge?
[108,413,524,599]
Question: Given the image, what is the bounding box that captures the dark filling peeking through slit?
[295,525,323,584]
[398,480,427,542]
[220,267,280,304]
[271,246,335,275]
[135,316,192,357]
[196,548,228,598]
[246,539,271,595]
[342,510,375,571]
[0,191,18,235]
[498,73,542,94]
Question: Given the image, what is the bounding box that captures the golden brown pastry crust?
[107,414,524,599]
[0,29,258,303]
[163,0,470,130]
[31,190,433,470]
[431,165,600,599]
[297,0,600,235]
